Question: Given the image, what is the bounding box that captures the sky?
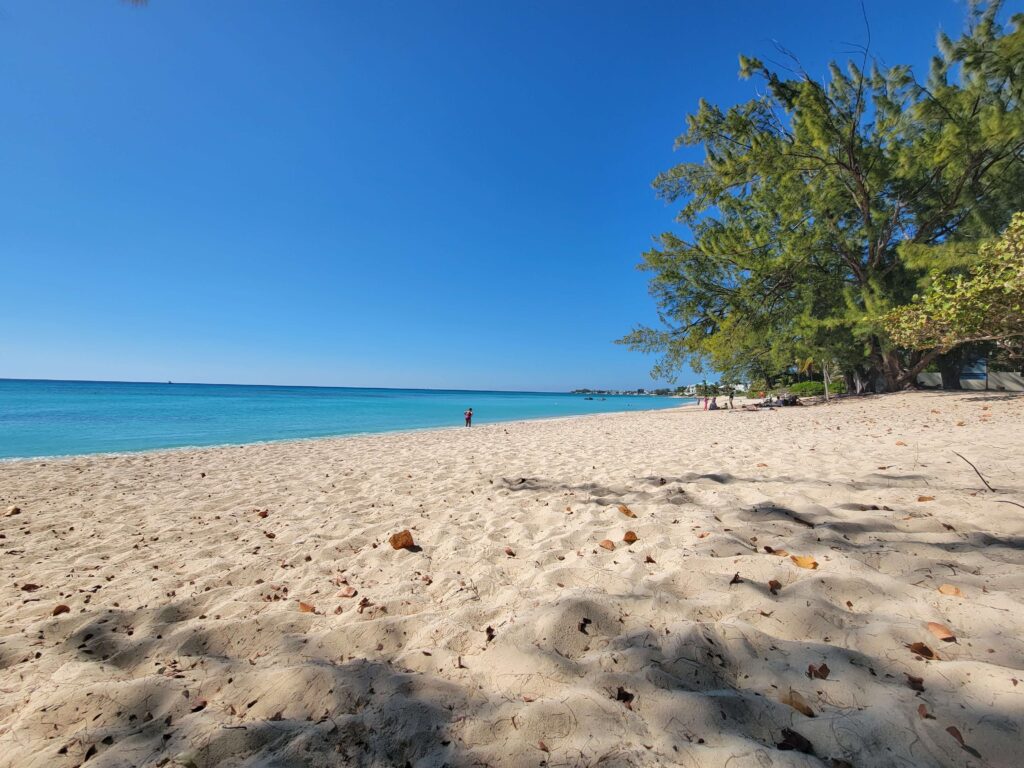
[0,0,984,391]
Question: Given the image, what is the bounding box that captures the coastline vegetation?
[620,1,1023,393]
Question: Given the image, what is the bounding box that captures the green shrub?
[787,380,847,396]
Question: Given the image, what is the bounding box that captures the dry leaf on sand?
[790,555,818,570]
[938,584,963,597]
[907,641,940,660]
[779,690,815,717]
[298,601,316,613]
[764,546,789,557]
[623,531,638,544]
[599,539,615,551]
[52,604,70,616]
[906,673,925,691]
[807,663,830,680]
[618,504,636,518]
[926,621,956,642]
[917,495,935,502]
[768,579,782,595]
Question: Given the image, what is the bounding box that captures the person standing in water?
[464,407,473,427]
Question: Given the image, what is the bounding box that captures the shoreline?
[0,398,697,465]
[2,391,1021,767]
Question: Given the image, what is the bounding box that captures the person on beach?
[728,392,734,409]
[703,396,709,411]
[464,407,473,427]
[709,396,720,410]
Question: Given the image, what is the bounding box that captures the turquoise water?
[0,379,686,460]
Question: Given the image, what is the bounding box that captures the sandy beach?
[1,391,1022,767]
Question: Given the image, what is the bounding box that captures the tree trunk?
[938,348,965,390]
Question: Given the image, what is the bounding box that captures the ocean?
[0,379,686,460]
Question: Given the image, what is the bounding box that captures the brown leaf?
[697,531,710,539]
[807,663,830,680]
[599,539,615,551]
[946,726,965,746]
[337,586,357,598]
[264,531,276,539]
[768,579,782,595]
[907,641,940,660]
[257,509,269,518]
[938,584,963,597]
[504,546,516,557]
[52,604,70,616]
[623,531,638,544]
[917,495,935,502]
[618,504,636,518]
[790,555,818,570]
[389,530,415,550]
[298,601,316,613]
[763,546,789,556]
[538,741,549,753]
[918,703,934,720]
[644,555,656,564]
[896,440,907,446]
[906,674,925,692]
[956,421,966,427]
[20,584,40,592]
[779,690,815,717]
[756,462,768,467]
[926,621,956,642]
[729,572,742,585]
[776,728,813,754]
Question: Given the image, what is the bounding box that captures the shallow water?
[0,379,686,459]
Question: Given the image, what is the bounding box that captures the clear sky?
[0,0,980,391]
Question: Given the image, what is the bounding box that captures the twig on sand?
[952,451,996,493]
[993,499,1024,510]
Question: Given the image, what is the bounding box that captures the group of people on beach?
[702,394,733,411]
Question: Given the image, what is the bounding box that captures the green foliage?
[619,2,1024,391]
[885,212,1024,357]
[788,380,848,397]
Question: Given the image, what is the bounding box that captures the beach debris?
[926,621,956,642]
[768,579,782,595]
[729,572,742,585]
[907,641,940,660]
[389,530,415,550]
[6,505,20,516]
[623,531,638,544]
[337,586,357,598]
[504,546,516,557]
[917,495,935,502]
[297,601,316,614]
[756,462,768,467]
[938,584,963,597]
[807,663,830,680]
[644,555,656,564]
[618,504,636,518]
[599,539,615,551]
[538,741,550,753]
[896,440,908,446]
[264,531,276,539]
[776,728,814,754]
[946,726,982,758]
[256,508,269,518]
[20,584,40,592]
[578,617,591,634]
[906,674,925,691]
[697,531,710,539]
[52,604,70,616]
[790,555,818,570]
[780,690,815,717]
[614,686,635,709]
[764,546,789,556]
[918,703,935,719]
[485,626,496,642]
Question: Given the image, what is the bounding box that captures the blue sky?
[0,1,979,391]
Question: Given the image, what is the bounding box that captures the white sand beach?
[1,391,1022,768]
